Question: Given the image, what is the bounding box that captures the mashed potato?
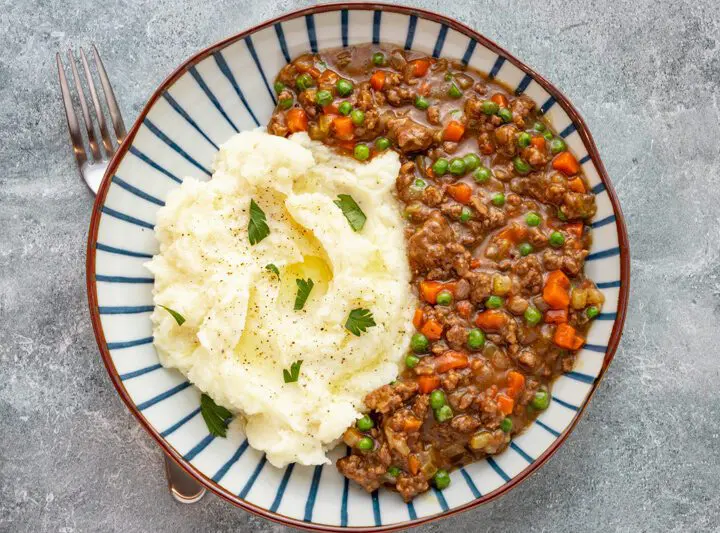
[147,130,414,467]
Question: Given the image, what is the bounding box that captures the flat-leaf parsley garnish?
[294,278,314,310]
[158,305,185,326]
[334,194,367,232]
[200,393,232,438]
[248,199,270,245]
[283,360,303,383]
[265,263,280,278]
[345,308,376,336]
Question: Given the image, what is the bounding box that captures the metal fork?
[57,45,206,504]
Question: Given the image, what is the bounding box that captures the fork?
[57,45,206,504]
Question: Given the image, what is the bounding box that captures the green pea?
[460,206,472,223]
[429,390,446,410]
[491,193,505,207]
[500,417,513,433]
[296,73,314,90]
[411,333,429,353]
[463,153,481,171]
[434,405,453,423]
[518,242,533,256]
[405,354,420,368]
[444,71,453,81]
[433,469,451,490]
[356,415,374,431]
[413,178,427,189]
[517,132,532,148]
[387,466,401,478]
[436,290,453,306]
[372,52,385,66]
[467,328,485,350]
[351,109,365,126]
[498,107,513,123]
[315,89,333,106]
[557,209,568,222]
[549,231,565,247]
[414,95,429,110]
[525,212,541,226]
[533,121,546,132]
[473,166,492,183]
[278,97,293,110]
[448,83,462,98]
[375,137,391,151]
[354,144,370,161]
[531,390,550,410]
[524,306,542,326]
[338,101,353,116]
[586,306,600,319]
[432,158,449,176]
[513,157,531,175]
[543,130,553,141]
[357,436,374,451]
[273,81,286,94]
[449,158,467,175]
[550,138,567,154]
[336,78,354,96]
[482,100,499,115]
[486,295,503,309]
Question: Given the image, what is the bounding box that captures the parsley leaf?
[294,278,314,310]
[345,308,377,336]
[265,263,280,278]
[158,305,185,326]
[248,199,270,245]
[200,393,232,438]
[283,360,303,383]
[334,194,367,232]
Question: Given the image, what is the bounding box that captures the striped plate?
[86,3,630,531]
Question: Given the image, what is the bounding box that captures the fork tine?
[56,53,88,171]
[80,47,114,157]
[92,45,127,144]
[67,49,102,162]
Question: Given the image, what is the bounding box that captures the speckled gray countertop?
[1,0,719,531]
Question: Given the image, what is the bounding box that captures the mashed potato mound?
[147,130,414,467]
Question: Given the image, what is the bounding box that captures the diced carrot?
[410,59,431,77]
[412,308,424,329]
[546,270,571,290]
[495,223,528,244]
[479,141,495,155]
[332,116,354,140]
[553,323,585,350]
[418,81,430,96]
[370,70,385,91]
[435,351,469,373]
[491,93,509,108]
[323,103,339,115]
[530,136,546,150]
[425,166,436,179]
[474,310,508,331]
[542,270,570,310]
[456,300,473,319]
[568,177,586,193]
[470,258,482,269]
[552,151,580,176]
[319,69,339,85]
[544,308,569,324]
[308,67,322,79]
[565,222,584,239]
[408,454,421,475]
[496,393,514,415]
[507,370,526,393]
[420,319,443,341]
[419,280,444,304]
[417,374,441,394]
[286,108,308,133]
[403,417,423,432]
[443,120,465,142]
[447,183,472,204]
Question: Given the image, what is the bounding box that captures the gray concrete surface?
[1,0,719,531]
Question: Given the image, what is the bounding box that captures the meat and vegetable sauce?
[268,45,603,501]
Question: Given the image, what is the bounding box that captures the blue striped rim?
[305,14,318,53]
[510,442,535,463]
[107,336,153,350]
[96,242,153,258]
[98,305,154,314]
[552,395,580,412]
[579,154,591,164]
[372,10,381,44]
[406,501,417,520]
[371,490,381,526]
[213,52,260,127]
[597,280,621,289]
[462,39,477,65]
[162,92,219,150]
[340,473,349,526]
[96,274,154,283]
[212,440,250,482]
[536,419,561,437]
[128,145,182,184]
[591,182,606,194]
[540,96,556,114]
[433,487,449,511]
[244,36,276,105]
[515,74,532,95]
[239,454,267,499]
[565,371,596,384]
[597,312,617,320]
[591,214,616,228]
[587,247,620,261]
[137,381,191,411]
[119,363,162,381]
[274,22,291,63]
[341,9,349,47]
[270,463,294,513]
[101,206,154,229]
[460,467,481,497]
[160,407,201,438]
[112,175,165,206]
[432,24,448,58]
[143,118,212,176]
[559,123,577,138]
[584,343,607,353]
[184,434,215,462]
[488,56,505,79]
[486,457,510,482]
[188,65,240,134]
[404,15,417,50]
[303,465,323,521]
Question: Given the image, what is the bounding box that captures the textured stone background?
[1,0,719,531]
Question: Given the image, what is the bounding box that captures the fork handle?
[163,454,206,503]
